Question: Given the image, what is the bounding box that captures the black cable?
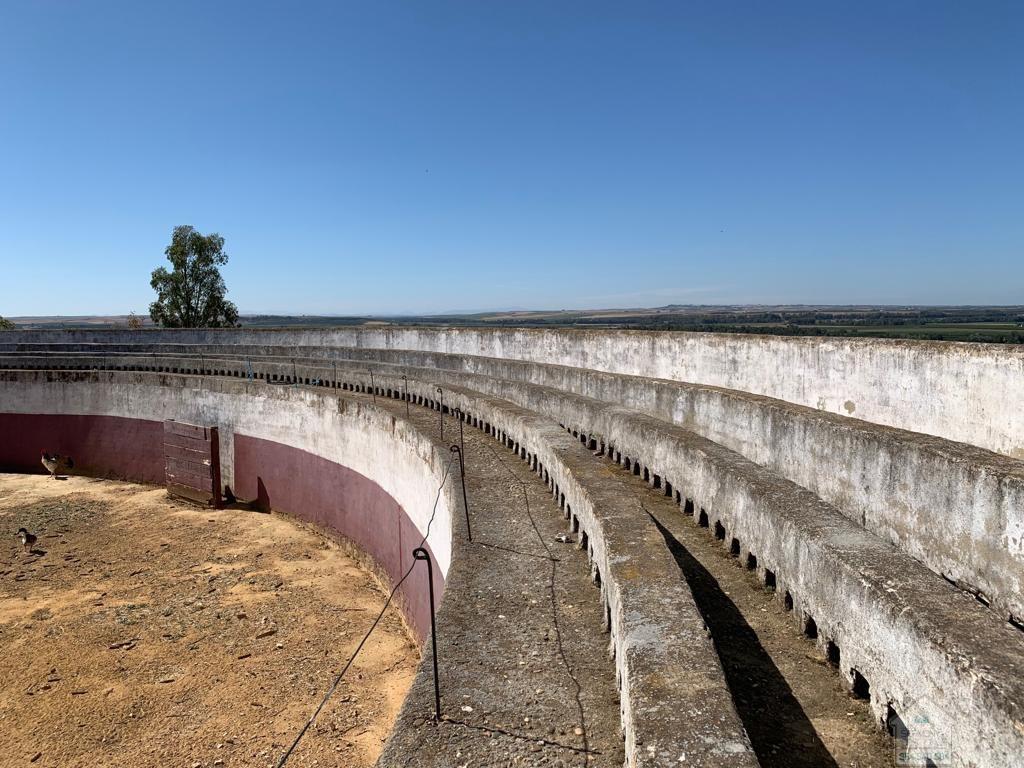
[274,451,457,768]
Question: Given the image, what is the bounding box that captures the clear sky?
[1,1,1021,316]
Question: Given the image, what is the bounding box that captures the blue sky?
[1,1,1021,315]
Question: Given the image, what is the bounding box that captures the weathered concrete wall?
[5,327,1023,456]
[337,348,1024,624]
[16,349,1020,625]
[0,368,760,767]
[231,433,444,631]
[6,351,1024,765]
[0,371,455,640]
[370,372,1024,768]
[372,375,757,766]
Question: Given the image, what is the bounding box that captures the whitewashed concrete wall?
[5,328,1023,457]
[0,373,454,574]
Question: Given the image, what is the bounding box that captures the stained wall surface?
[0,372,453,639]
[0,412,165,483]
[5,327,1022,456]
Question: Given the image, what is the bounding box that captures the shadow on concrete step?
[649,512,839,768]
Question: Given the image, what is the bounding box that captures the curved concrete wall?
[387,376,757,765]
[4,338,1024,766]
[0,371,455,640]
[0,367,758,768]
[14,348,1020,624]
[5,327,1023,456]
[367,372,1024,768]
[311,347,1024,622]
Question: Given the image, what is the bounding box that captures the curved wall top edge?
[3,327,1023,456]
[0,371,455,575]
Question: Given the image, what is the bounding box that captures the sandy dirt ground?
[0,474,418,768]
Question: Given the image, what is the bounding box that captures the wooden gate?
[163,420,222,508]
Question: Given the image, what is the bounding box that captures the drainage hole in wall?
[826,640,841,667]
[886,704,908,741]
[852,670,870,700]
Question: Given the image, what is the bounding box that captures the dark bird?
[17,527,37,553]
[41,451,74,479]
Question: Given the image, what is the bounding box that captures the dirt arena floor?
[0,474,418,768]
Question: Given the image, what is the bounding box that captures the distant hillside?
[7,315,157,329]
[6,306,1024,343]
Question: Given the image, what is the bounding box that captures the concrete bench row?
[0,366,757,767]
[3,325,1023,461]
[334,359,1024,768]
[242,352,1024,768]
[47,350,1017,768]
[7,352,1024,764]
[6,340,1022,630]
[385,374,758,766]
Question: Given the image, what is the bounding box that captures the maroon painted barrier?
[234,433,442,641]
[0,413,164,483]
[0,412,441,642]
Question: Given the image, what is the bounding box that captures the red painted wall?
[0,413,165,483]
[231,434,442,642]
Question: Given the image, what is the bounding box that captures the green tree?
[149,225,239,328]
[0,316,15,329]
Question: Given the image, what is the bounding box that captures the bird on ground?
[40,451,74,479]
[17,527,37,553]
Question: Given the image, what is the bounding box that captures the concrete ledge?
[325,360,1024,767]
[8,347,1024,764]
[376,361,1024,767]
[386,376,758,766]
[328,344,1024,626]
[370,371,1024,768]
[4,326,1024,457]
[0,368,758,767]
[7,346,1022,627]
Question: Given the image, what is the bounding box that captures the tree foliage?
[149,225,239,328]
[0,316,15,330]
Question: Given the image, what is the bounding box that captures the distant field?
[682,322,1024,343]
[7,307,1024,343]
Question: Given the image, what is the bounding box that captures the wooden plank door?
[163,420,222,508]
